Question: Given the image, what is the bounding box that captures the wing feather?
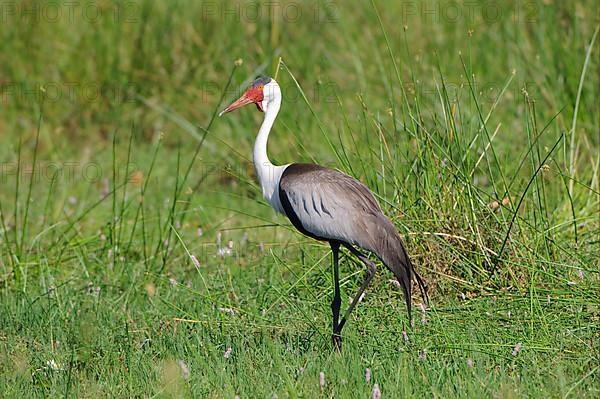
[279,164,383,246]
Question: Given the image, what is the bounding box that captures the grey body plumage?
[279,163,427,339]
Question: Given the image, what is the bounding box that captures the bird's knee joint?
[331,296,341,310]
[367,262,377,276]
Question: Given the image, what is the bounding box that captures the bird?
[220,75,427,350]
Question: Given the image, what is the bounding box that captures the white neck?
[253,82,288,213]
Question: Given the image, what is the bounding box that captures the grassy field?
[1,0,599,397]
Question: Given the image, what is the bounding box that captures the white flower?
[388,279,401,289]
[224,347,232,359]
[46,359,63,371]
[349,293,365,303]
[217,247,233,257]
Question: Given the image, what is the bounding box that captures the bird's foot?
[332,333,342,352]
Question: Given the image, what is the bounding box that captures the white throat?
[253,81,289,213]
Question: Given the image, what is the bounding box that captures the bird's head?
[219,76,280,116]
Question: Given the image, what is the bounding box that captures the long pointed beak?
[219,94,253,117]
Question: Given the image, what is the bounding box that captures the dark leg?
[336,243,377,333]
[330,242,342,351]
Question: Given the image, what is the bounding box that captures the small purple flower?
[102,178,110,198]
[372,383,381,399]
[402,331,409,342]
[511,342,522,356]
[177,360,190,380]
[87,285,101,297]
[319,371,325,389]
[365,368,371,383]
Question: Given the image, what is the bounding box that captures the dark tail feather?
[376,223,428,321]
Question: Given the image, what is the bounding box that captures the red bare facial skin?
[219,85,265,116]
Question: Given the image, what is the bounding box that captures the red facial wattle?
[219,85,265,116]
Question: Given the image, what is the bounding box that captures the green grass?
[1,0,599,397]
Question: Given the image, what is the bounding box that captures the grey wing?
[278,164,384,246]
